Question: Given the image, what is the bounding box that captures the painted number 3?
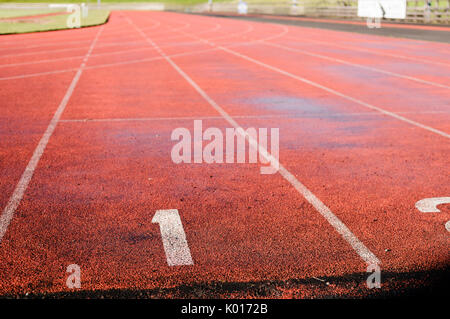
[152,209,194,266]
[415,197,450,232]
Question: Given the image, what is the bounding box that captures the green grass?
[0,8,109,34]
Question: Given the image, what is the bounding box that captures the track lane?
[279,34,450,68]
[225,43,450,133]
[143,10,449,274]
[207,13,450,63]
[0,11,448,298]
[154,12,450,135]
[261,40,450,88]
[0,73,78,210]
[0,11,374,296]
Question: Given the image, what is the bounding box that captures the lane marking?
[152,209,194,266]
[0,40,153,59]
[84,47,222,71]
[0,46,157,69]
[197,23,254,43]
[0,26,105,243]
[0,19,160,48]
[0,27,284,81]
[209,44,450,139]
[160,16,450,139]
[0,24,223,70]
[0,20,196,60]
[0,55,85,69]
[262,41,450,90]
[126,15,380,266]
[0,21,163,52]
[0,68,79,81]
[257,15,450,48]
[0,23,250,76]
[0,29,169,59]
[415,197,450,213]
[0,47,222,81]
[0,46,92,59]
[282,35,450,68]
[59,110,450,123]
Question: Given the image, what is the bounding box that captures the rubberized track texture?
[0,11,448,298]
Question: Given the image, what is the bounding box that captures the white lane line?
[91,46,155,58]
[158,19,450,139]
[136,23,254,50]
[59,110,450,123]
[126,15,380,266]
[85,47,221,71]
[0,68,79,81]
[156,18,283,48]
[0,19,257,79]
[273,18,450,49]
[217,46,450,139]
[0,24,222,70]
[262,41,450,90]
[281,35,450,68]
[0,46,91,59]
[0,37,163,59]
[0,41,137,59]
[0,23,246,74]
[0,22,144,47]
[198,23,254,43]
[0,47,221,81]
[0,30,290,81]
[162,22,222,42]
[415,197,450,213]
[0,26,105,243]
[0,46,157,69]
[0,20,163,52]
[0,55,85,69]
[0,38,99,52]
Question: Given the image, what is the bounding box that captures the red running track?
[0,11,448,298]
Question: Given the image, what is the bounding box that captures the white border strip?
[262,41,450,90]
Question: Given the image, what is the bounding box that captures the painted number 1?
[152,209,194,266]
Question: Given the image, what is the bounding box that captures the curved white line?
[415,197,450,213]
[262,41,450,89]
[281,35,450,68]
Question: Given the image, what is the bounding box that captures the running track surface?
[0,11,449,298]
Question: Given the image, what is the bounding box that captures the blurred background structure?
[0,1,449,24]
